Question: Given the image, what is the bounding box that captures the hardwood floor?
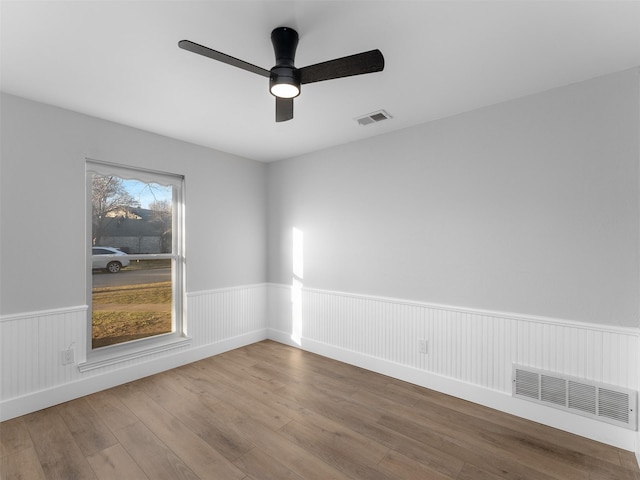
[2,340,639,479]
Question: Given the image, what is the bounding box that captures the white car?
[92,246,130,273]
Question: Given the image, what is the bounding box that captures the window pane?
[92,258,173,348]
[92,259,173,348]
[91,172,177,348]
[92,175,173,254]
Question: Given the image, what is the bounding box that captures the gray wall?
[0,93,267,315]
[267,69,640,327]
[2,68,638,327]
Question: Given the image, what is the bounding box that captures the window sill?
[78,335,192,373]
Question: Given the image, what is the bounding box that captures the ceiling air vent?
[513,365,637,430]
[355,110,392,126]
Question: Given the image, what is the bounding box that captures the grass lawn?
[92,281,172,348]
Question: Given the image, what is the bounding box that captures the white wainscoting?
[187,283,267,346]
[1,306,91,402]
[0,284,268,421]
[2,282,638,452]
[266,283,640,451]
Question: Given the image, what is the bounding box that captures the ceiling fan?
[179,27,384,122]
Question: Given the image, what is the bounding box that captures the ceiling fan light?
[270,82,300,98]
[269,67,301,98]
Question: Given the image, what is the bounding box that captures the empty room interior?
[2,1,640,478]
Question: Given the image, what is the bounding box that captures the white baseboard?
[0,329,267,421]
[267,328,637,451]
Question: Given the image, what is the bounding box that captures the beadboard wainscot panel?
[1,306,88,418]
[1,284,268,421]
[0,314,40,401]
[186,283,267,347]
[266,284,639,450]
[267,283,295,339]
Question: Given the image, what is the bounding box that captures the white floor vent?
[512,365,637,430]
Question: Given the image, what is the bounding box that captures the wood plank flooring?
[2,340,639,479]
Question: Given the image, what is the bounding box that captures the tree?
[148,199,172,253]
[92,175,139,245]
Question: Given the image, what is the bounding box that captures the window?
[85,160,186,362]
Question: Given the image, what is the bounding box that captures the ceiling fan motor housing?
[269,27,301,98]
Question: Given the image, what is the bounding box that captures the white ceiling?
[2,1,639,162]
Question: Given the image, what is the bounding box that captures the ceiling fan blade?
[179,40,270,78]
[275,97,294,122]
[299,49,384,84]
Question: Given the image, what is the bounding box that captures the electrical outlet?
[61,348,74,365]
[418,339,428,354]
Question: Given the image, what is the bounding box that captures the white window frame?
[81,159,189,371]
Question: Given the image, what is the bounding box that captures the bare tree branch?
[92,175,140,245]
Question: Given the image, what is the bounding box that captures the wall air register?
[513,365,637,430]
